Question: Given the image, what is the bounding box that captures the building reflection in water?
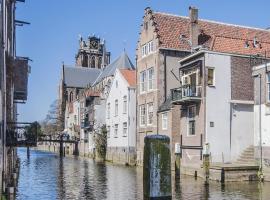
[16,148,270,200]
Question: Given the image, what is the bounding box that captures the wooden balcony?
[171,85,202,105]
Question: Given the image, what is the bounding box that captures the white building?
[253,63,270,180]
[106,68,136,165]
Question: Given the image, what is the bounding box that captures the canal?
[16,148,270,200]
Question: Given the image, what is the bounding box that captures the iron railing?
[171,85,202,102]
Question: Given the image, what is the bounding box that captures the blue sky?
[16,0,270,122]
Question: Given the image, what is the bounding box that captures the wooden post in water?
[203,143,210,185]
[143,135,172,200]
[27,147,30,158]
[59,135,64,157]
[73,141,79,156]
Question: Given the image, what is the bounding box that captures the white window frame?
[147,102,154,126]
[187,105,196,136]
[107,126,110,138]
[123,122,128,137]
[107,103,110,119]
[140,71,147,93]
[114,124,118,138]
[123,96,127,114]
[207,67,215,86]
[139,104,146,127]
[148,67,154,91]
[267,73,270,102]
[141,40,154,58]
[115,100,118,116]
[162,112,168,130]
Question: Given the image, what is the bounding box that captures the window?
[107,126,110,138]
[69,92,73,102]
[267,73,270,102]
[187,106,196,136]
[148,68,154,90]
[142,40,154,57]
[107,103,110,119]
[147,103,154,125]
[139,105,146,126]
[91,56,95,68]
[123,122,127,137]
[98,57,102,69]
[115,100,118,116]
[162,112,168,130]
[114,124,118,137]
[207,68,215,86]
[123,96,127,114]
[140,71,147,93]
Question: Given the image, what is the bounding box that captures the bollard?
[203,143,210,185]
[8,187,15,200]
[143,135,172,200]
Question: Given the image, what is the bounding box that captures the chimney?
[189,6,199,48]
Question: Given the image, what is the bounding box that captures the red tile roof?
[120,69,136,87]
[152,12,270,57]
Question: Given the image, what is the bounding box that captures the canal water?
[16,148,270,200]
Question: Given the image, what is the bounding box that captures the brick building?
[136,6,270,171]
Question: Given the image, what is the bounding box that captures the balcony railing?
[171,85,202,104]
[81,120,94,131]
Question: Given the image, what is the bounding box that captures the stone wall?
[106,147,136,166]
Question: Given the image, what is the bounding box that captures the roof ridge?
[154,11,270,32]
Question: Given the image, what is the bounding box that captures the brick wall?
[231,56,266,101]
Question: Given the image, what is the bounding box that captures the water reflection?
[16,148,270,200]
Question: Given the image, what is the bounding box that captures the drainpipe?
[253,73,263,179]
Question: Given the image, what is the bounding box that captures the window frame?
[139,104,146,127]
[162,112,168,130]
[115,100,118,116]
[207,67,215,86]
[123,95,127,114]
[147,102,154,126]
[107,103,110,119]
[123,122,128,137]
[107,126,110,138]
[187,105,196,136]
[267,73,270,102]
[148,67,154,91]
[114,124,118,138]
[140,70,147,93]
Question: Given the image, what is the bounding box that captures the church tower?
[75,35,111,68]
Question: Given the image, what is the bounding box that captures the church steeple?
[75,35,110,69]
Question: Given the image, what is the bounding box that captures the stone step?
[238,155,254,159]
[238,158,254,162]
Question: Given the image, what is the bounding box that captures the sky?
[16,0,270,122]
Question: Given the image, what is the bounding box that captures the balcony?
[171,85,202,105]
[81,120,94,131]
[14,58,30,103]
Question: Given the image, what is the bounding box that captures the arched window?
[69,92,73,102]
[91,56,95,68]
[98,57,102,69]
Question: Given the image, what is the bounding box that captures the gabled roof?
[151,11,270,57]
[63,66,101,88]
[120,69,136,87]
[92,52,135,85]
